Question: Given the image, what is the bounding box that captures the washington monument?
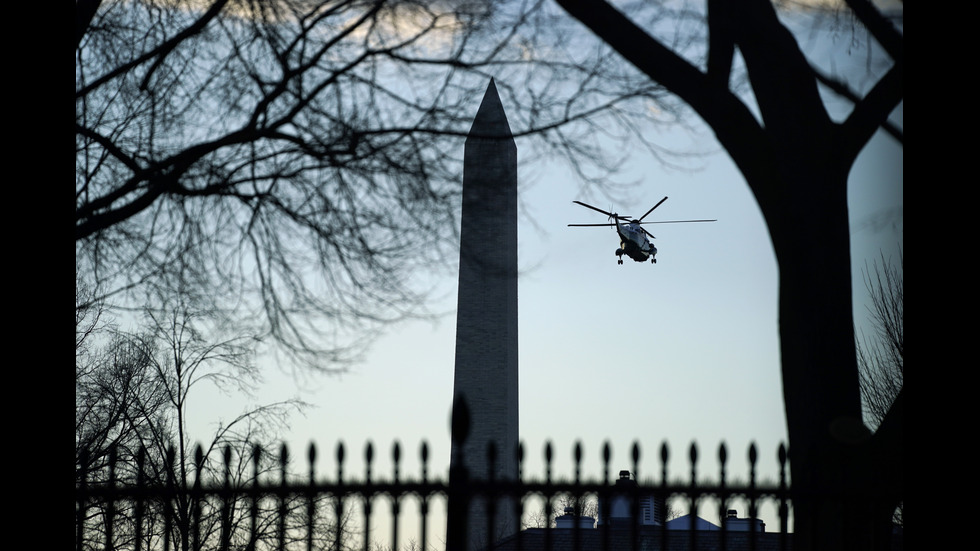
[448,78,519,550]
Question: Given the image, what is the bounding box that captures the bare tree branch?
[76,0,678,372]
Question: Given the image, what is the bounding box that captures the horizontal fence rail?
[76,435,793,551]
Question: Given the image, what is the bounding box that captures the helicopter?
[569,197,716,264]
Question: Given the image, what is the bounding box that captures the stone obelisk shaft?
[448,78,519,549]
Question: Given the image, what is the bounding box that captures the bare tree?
[76,286,175,551]
[371,538,437,551]
[75,0,672,372]
[856,249,902,528]
[550,1,902,549]
[76,279,175,497]
[523,493,597,529]
[857,249,903,432]
[75,291,325,551]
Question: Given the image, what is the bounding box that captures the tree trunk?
[553,1,902,547]
[767,159,872,550]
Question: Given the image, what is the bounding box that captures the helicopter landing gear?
[615,248,624,265]
[651,258,657,264]
[618,259,623,265]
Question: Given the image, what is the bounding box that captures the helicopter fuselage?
[616,221,657,263]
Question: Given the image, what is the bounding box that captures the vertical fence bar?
[192,446,204,551]
[163,446,175,551]
[688,442,699,551]
[77,449,87,551]
[718,442,728,551]
[631,443,639,551]
[335,442,345,551]
[362,442,374,551]
[135,448,146,551]
[486,441,498,549]
[544,441,554,551]
[247,445,261,551]
[748,443,758,551]
[660,442,669,551]
[600,442,611,551]
[515,442,525,551]
[447,396,470,551]
[391,442,401,551]
[420,442,429,551]
[219,446,232,551]
[307,443,317,551]
[573,441,583,551]
[779,444,789,551]
[277,445,288,551]
[106,445,117,551]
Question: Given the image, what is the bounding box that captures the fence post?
[447,395,471,551]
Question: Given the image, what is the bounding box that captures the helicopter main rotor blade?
[572,201,630,220]
[638,219,717,224]
[637,196,669,222]
[568,223,618,227]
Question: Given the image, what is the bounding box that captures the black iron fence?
[76,433,793,551]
